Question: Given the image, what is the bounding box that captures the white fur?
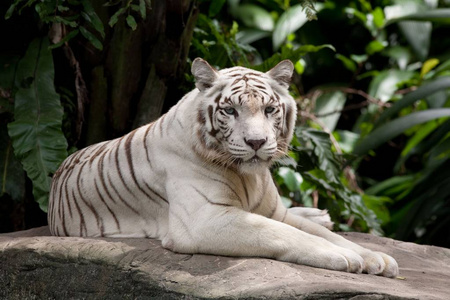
[48,59,399,278]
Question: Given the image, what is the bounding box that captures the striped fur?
[48,59,398,277]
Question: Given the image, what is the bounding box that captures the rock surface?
[1,227,449,299]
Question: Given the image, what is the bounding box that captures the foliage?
[1,0,450,247]
[274,127,382,234]
[5,0,151,50]
[195,0,450,244]
[6,38,68,212]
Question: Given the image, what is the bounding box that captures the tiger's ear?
[266,60,294,88]
[191,58,218,91]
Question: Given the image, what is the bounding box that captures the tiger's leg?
[288,207,334,230]
[281,208,399,277]
[162,201,365,274]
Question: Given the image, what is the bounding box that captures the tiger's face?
[192,59,297,173]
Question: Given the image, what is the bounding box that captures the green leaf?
[374,76,450,126]
[334,130,360,153]
[235,4,274,32]
[296,128,341,184]
[7,38,68,211]
[253,44,334,72]
[372,7,385,28]
[294,59,305,75]
[236,29,271,45]
[280,196,293,208]
[277,167,303,192]
[365,175,416,198]
[350,54,368,64]
[209,0,226,17]
[401,119,450,160]
[5,0,24,19]
[427,136,450,166]
[384,1,433,61]
[314,90,346,132]
[48,29,79,49]
[434,59,450,75]
[79,26,103,50]
[420,58,440,79]
[344,7,367,25]
[53,16,78,28]
[81,0,105,38]
[382,46,411,70]
[335,54,357,72]
[109,7,127,27]
[400,119,442,158]
[426,90,448,109]
[386,9,450,25]
[362,194,391,225]
[126,15,137,31]
[139,0,147,19]
[368,69,414,102]
[354,109,450,155]
[273,4,308,51]
[400,21,431,61]
[365,40,386,55]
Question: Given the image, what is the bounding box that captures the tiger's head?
[192,58,297,174]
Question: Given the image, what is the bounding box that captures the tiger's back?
[48,122,171,238]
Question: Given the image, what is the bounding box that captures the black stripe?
[193,185,232,207]
[143,123,154,168]
[89,143,108,165]
[207,105,219,137]
[115,136,136,197]
[159,114,167,137]
[143,182,168,203]
[76,162,104,236]
[94,178,121,232]
[237,173,250,208]
[107,172,141,215]
[72,189,87,236]
[125,130,165,207]
[211,178,243,205]
[253,84,266,90]
[98,151,118,205]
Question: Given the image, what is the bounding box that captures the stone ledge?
[1,227,449,299]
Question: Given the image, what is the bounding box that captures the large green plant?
[2,38,68,211]
[1,0,153,212]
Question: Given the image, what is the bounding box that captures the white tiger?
[48,58,399,277]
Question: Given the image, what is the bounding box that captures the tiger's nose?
[244,138,267,151]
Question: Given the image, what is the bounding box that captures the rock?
[1,227,449,299]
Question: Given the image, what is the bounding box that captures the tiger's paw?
[358,250,399,277]
[288,207,334,230]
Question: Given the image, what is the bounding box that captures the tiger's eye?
[224,107,236,115]
[265,106,275,114]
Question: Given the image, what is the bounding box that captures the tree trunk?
[84,0,198,145]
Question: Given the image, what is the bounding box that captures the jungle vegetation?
[1,0,449,247]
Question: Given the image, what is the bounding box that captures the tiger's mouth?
[237,155,271,164]
[249,155,262,163]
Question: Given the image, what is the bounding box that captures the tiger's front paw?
[288,207,334,230]
[359,250,399,277]
[300,245,364,274]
